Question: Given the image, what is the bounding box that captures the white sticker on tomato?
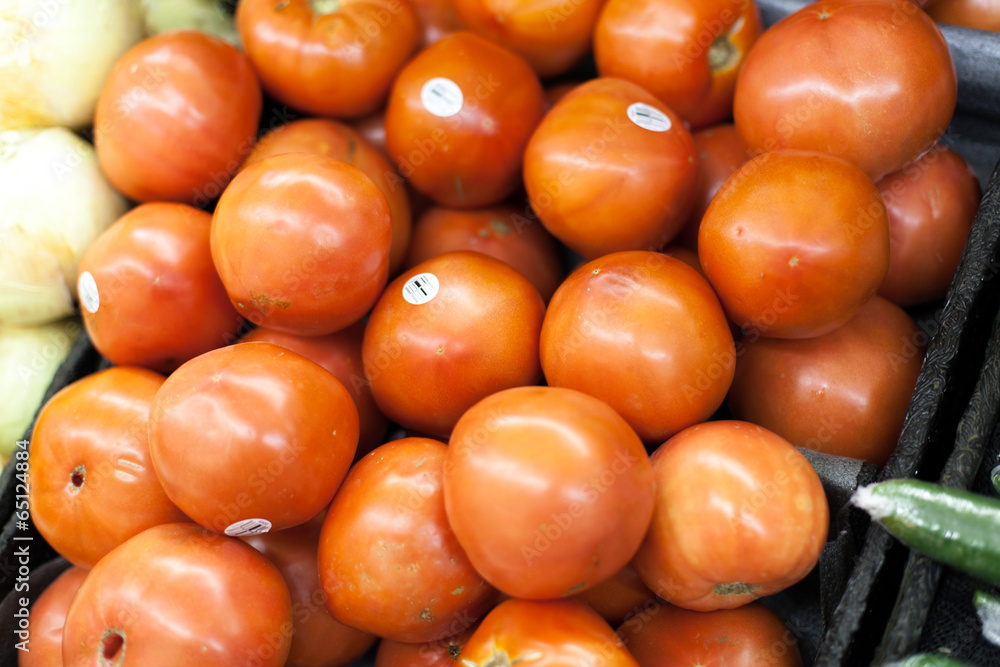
[421,78,463,118]
[402,272,440,305]
[78,271,100,314]
[224,518,272,537]
[627,103,672,132]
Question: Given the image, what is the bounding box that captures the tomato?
[411,0,465,45]
[618,601,803,666]
[444,386,655,599]
[243,118,413,275]
[362,251,544,437]
[632,421,828,611]
[541,251,735,443]
[375,624,479,667]
[385,32,546,208]
[211,153,392,336]
[595,0,763,129]
[459,598,639,667]
[95,30,261,204]
[236,0,419,118]
[451,0,605,77]
[545,81,582,108]
[728,296,924,467]
[62,523,293,667]
[673,123,749,250]
[241,323,388,459]
[354,111,389,157]
[318,438,497,642]
[245,522,377,667]
[875,144,981,306]
[19,566,87,667]
[698,149,889,339]
[573,563,657,628]
[405,204,564,302]
[148,342,359,534]
[926,0,1000,31]
[523,78,698,260]
[77,203,243,374]
[733,0,956,180]
[28,367,185,569]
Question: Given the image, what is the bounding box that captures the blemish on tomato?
[789,256,799,267]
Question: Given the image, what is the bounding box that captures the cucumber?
[991,464,1000,495]
[885,655,973,667]
[974,590,1000,647]
[851,479,1000,586]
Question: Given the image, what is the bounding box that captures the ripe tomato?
[926,0,1000,31]
[573,564,656,628]
[618,601,803,666]
[405,204,564,302]
[362,251,544,437]
[94,30,261,204]
[523,78,698,260]
[698,149,889,339]
[451,0,605,77]
[28,367,185,569]
[241,323,388,459]
[236,0,419,118]
[243,118,413,276]
[148,342,359,534]
[318,438,498,642]
[633,421,828,611]
[541,251,735,443]
[444,386,655,599]
[375,624,479,667]
[728,296,923,467]
[353,111,389,156]
[595,0,763,129]
[733,0,956,180]
[77,203,243,374]
[245,522,377,667]
[385,32,546,208]
[459,598,639,667]
[211,153,392,336]
[876,144,981,306]
[19,566,87,667]
[411,0,465,45]
[674,123,749,250]
[63,523,293,667]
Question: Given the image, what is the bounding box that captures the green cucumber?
[851,479,1000,586]
[974,590,1000,647]
[885,655,973,667]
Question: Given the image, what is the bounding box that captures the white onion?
[0,127,129,325]
[141,0,239,45]
[0,0,144,130]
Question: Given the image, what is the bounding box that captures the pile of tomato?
[18,0,992,664]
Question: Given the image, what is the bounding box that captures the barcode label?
[224,518,272,537]
[627,102,671,133]
[421,78,464,118]
[78,271,100,313]
[402,272,440,305]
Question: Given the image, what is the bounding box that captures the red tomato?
[876,144,981,306]
[405,204,564,302]
[728,296,924,467]
[362,251,544,437]
[411,0,465,45]
[674,123,749,250]
[375,625,479,667]
[77,203,243,374]
[148,342,359,534]
[243,118,413,276]
[573,564,657,629]
[211,153,392,336]
[451,0,605,77]
[698,149,889,339]
[241,323,388,459]
[353,110,389,157]
[541,251,735,443]
[523,78,698,260]
[19,566,87,667]
[62,523,293,667]
[459,598,639,667]
[245,522,377,667]
[95,30,261,204]
[385,32,546,208]
[28,368,185,569]
[733,0,956,180]
[595,0,763,129]
[318,438,497,642]
[444,386,655,599]
[926,0,1000,31]
[618,601,803,666]
[236,0,419,118]
[633,421,828,611]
